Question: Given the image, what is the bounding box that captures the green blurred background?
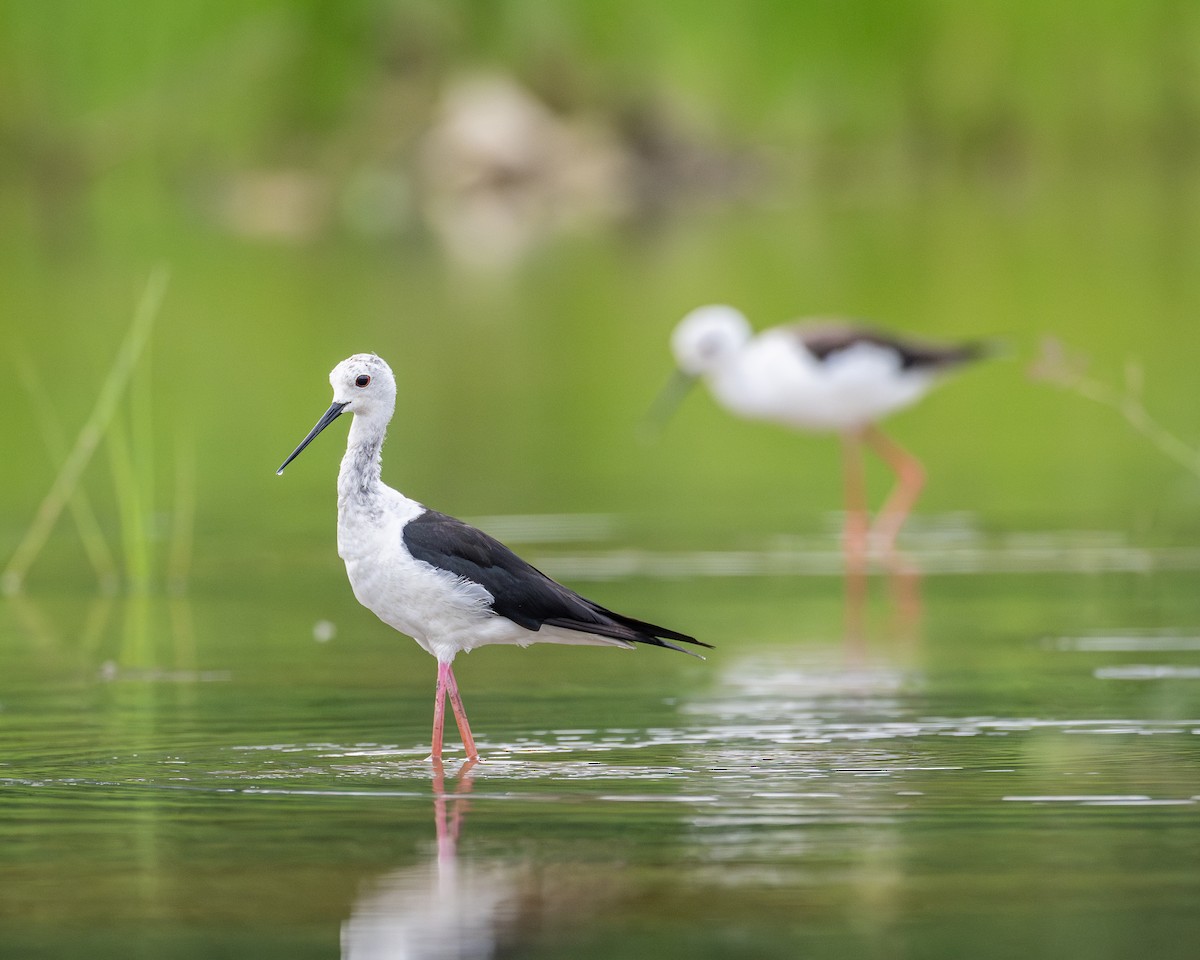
[2,0,1199,594]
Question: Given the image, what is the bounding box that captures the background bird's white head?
[670,305,752,375]
[330,353,397,422]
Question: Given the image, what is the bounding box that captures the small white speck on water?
[313,620,337,643]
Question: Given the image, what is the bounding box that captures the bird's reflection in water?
[431,758,476,863]
[341,759,524,960]
[843,545,923,663]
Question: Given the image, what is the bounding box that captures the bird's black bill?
[276,401,349,475]
[637,368,697,444]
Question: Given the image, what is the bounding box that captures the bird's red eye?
[355,375,371,387]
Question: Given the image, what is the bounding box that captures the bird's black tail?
[544,604,711,659]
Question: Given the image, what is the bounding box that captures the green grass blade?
[15,361,119,593]
[1,266,168,595]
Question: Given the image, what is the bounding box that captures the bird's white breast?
[336,488,534,662]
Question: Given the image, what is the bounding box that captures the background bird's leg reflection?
[840,428,924,656]
[882,547,924,646]
[842,549,924,663]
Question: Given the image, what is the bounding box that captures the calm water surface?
[3,533,1199,959]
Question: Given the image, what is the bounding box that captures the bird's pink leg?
[863,425,925,552]
[442,664,479,761]
[429,661,449,762]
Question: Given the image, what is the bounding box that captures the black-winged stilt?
[659,305,985,559]
[278,354,707,761]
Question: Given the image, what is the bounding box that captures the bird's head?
[277,353,397,475]
[640,304,752,443]
[328,353,397,419]
[670,304,751,376]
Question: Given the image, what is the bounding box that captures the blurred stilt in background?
[658,304,985,567]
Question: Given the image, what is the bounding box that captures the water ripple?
[537,528,1200,580]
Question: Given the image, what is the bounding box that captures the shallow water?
[3,538,1199,959]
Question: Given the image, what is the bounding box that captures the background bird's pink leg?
[442,664,479,761]
[863,425,925,552]
[840,430,869,653]
[429,661,449,761]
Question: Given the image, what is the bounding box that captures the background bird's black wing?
[403,509,708,654]
[793,323,987,371]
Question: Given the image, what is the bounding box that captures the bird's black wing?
[792,323,987,371]
[402,509,709,655]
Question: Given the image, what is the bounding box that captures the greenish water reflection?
[2,562,1199,958]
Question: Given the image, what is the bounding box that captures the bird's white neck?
[338,415,387,504]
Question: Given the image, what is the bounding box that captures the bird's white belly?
[714,335,934,432]
[337,500,535,662]
[335,492,631,662]
[343,550,501,659]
